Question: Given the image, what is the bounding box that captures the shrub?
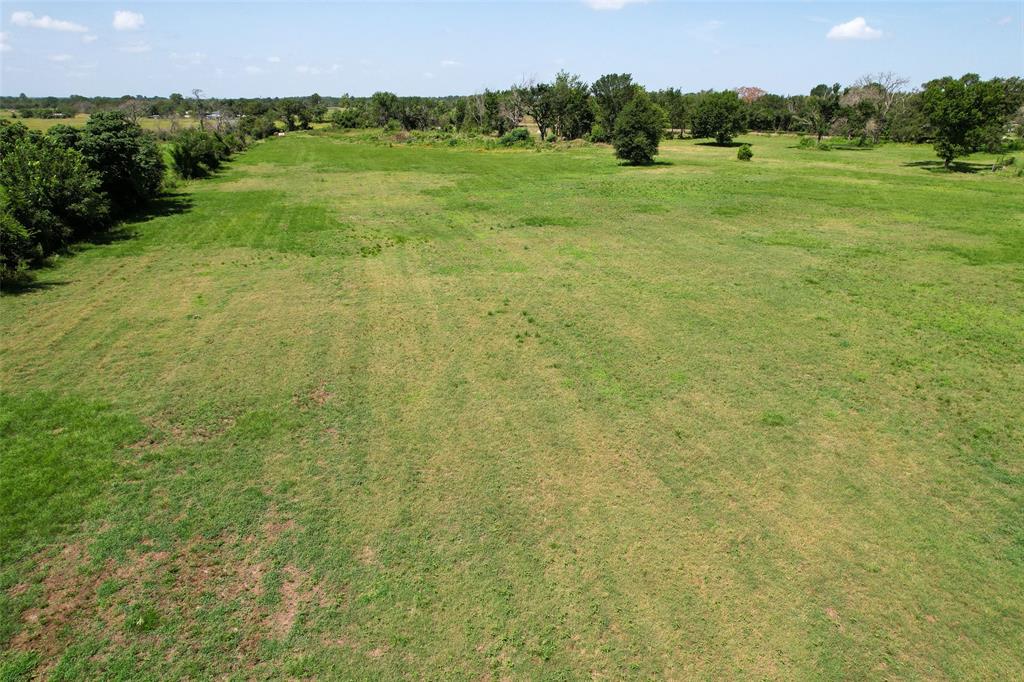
[78,111,164,214]
[737,144,753,161]
[498,127,532,147]
[612,91,668,165]
[170,129,227,179]
[0,133,109,276]
[798,136,815,148]
[330,107,365,129]
[239,114,278,140]
[0,210,36,283]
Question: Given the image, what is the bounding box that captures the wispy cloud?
[170,51,206,66]
[267,56,281,63]
[0,32,11,52]
[440,59,461,67]
[582,0,646,10]
[827,17,882,40]
[295,63,341,75]
[996,15,1013,26]
[423,71,435,79]
[118,41,151,53]
[245,65,265,75]
[113,10,145,31]
[10,11,88,32]
[82,34,98,44]
[49,53,74,62]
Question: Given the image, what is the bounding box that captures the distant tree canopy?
[806,83,843,142]
[591,73,639,141]
[691,90,745,144]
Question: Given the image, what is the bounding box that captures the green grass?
[1,132,1022,679]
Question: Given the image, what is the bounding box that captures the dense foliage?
[0,122,110,280]
[921,74,1019,166]
[612,91,667,165]
[691,91,746,144]
[77,112,165,214]
[0,110,269,283]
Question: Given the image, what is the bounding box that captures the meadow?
[1,132,1022,679]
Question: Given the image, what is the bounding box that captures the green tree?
[0,132,109,263]
[77,111,164,214]
[551,71,593,140]
[592,73,638,141]
[370,91,400,127]
[921,74,1013,167]
[523,83,557,143]
[805,83,842,142]
[612,90,667,165]
[691,91,745,144]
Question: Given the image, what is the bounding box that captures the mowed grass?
[1,132,1022,679]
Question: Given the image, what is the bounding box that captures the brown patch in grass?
[367,645,389,658]
[7,582,30,597]
[267,565,305,639]
[357,545,377,566]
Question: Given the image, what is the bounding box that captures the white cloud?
[267,55,281,63]
[423,71,435,79]
[582,0,646,10]
[113,10,145,31]
[827,17,882,40]
[10,11,88,32]
[49,53,74,62]
[996,15,1013,26]
[82,34,98,44]
[118,41,151,53]
[440,59,461,67]
[245,65,265,75]
[0,32,11,52]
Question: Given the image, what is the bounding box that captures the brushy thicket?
[0,111,274,284]
[737,143,753,161]
[0,113,165,283]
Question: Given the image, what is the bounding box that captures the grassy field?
[1,132,1022,679]
[1,112,200,132]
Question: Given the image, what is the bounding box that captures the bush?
[588,123,608,143]
[0,210,36,283]
[239,114,278,140]
[798,136,815,148]
[737,144,753,161]
[330,107,365,129]
[498,127,532,147]
[78,111,164,214]
[0,133,109,279]
[612,91,667,165]
[170,129,228,179]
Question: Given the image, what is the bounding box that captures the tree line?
[0,109,283,283]
[2,72,1021,283]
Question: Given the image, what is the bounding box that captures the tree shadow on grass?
[2,193,194,297]
[623,159,674,168]
[903,160,991,174]
[695,141,745,148]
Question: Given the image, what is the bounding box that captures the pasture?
[1,132,1022,678]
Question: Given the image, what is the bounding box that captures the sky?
[1,1,1021,97]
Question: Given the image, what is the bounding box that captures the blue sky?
[1,1,1021,97]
